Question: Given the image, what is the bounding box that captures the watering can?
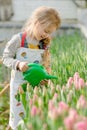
[23,63,57,87]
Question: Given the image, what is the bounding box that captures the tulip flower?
[67,77,73,88]
[64,116,74,130]
[78,78,85,89]
[74,120,87,130]
[77,95,87,109]
[31,106,38,116]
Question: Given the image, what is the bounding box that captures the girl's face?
[34,23,56,41]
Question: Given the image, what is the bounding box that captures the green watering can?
[23,63,57,87]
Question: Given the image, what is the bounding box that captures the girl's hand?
[40,79,48,85]
[17,62,28,72]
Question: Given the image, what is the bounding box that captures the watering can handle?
[27,63,44,69]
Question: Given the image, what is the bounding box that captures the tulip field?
[0,29,87,130]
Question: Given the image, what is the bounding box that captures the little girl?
[3,6,61,130]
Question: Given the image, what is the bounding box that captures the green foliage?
[0,87,9,129]
[51,30,87,85]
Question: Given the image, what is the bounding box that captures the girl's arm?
[2,34,21,70]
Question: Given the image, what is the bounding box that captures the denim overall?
[9,32,45,129]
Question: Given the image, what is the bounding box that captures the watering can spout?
[46,74,57,79]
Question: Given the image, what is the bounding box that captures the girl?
[3,6,61,130]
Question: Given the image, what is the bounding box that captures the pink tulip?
[33,94,38,104]
[43,86,47,96]
[34,86,39,94]
[74,121,87,130]
[62,85,67,92]
[38,98,43,107]
[48,100,55,111]
[48,107,59,120]
[79,78,85,88]
[57,101,69,116]
[69,108,78,121]
[67,77,73,88]
[64,108,79,130]
[74,72,80,82]
[58,101,69,111]
[73,73,85,90]
[74,80,79,90]
[31,106,38,116]
[77,95,87,109]
[48,80,54,88]
[64,116,74,130]
[67,90,73,103]
[74,72,80,89]
[52,93,58,101]
[54,93,58,98]
[29,99,33,107]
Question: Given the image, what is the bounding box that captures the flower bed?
[0,29,87,130]
[17,30,87,130]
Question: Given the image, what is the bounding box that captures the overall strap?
[20,32,27,47]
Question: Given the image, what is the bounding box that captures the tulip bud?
[67,90,73,103]
[43,86,47,96]
[34,86,39,94]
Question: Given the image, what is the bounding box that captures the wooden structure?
[0,0,13,21]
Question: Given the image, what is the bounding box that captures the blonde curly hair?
[22,6,61,40]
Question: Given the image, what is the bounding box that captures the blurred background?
[0,0,87,41]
